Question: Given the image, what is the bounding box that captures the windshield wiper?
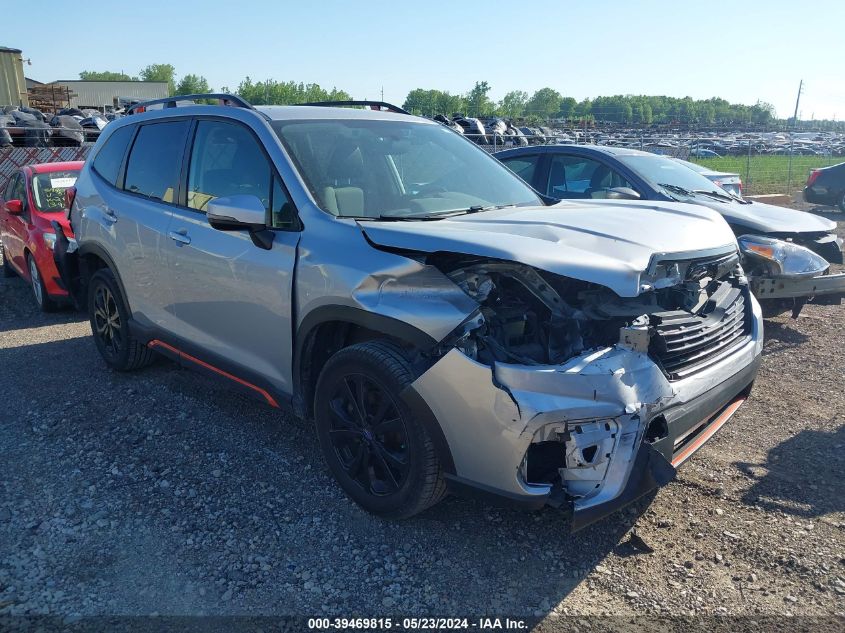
[362,204,515,222]
[658,183,693,199]
[691,189,735,203]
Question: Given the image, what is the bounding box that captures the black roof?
[0,46,23,54]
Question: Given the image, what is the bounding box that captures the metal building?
[46,80,169,109]
[0,46,28,107]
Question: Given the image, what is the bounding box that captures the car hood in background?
[359,200,737,297]
[689,197,836,233]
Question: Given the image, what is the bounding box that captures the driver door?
[165,118,301,397]
[1,173,29,274]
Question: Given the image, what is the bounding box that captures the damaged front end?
[738,234,845,317]
[404,248,762,529]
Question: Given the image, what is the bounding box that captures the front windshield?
[272,118,541,218]
[618,154,724,196]
[32,170,79,212]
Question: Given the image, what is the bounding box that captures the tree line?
[77,67,350,105]
[76,69,842,130]
[402,81,781,127]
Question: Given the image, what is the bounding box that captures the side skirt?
[128,320,293,412]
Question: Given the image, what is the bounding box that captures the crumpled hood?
[359,200,738,297]
[690,197,836,233]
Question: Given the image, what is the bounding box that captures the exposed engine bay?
[429,251,746,370]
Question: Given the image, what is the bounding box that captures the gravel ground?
[0,205,843,627]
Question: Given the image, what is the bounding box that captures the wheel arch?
[293,305,437,417]
[292,306,455,474]
[77,243,130,310]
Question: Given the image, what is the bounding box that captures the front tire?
[87,268,155,371]
[314,341,446,519]
[27,253,57,312]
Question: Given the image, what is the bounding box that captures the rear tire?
[87,268,155,371]
[26,253,57,312]
[838,191,845,213]
[314,341,446,519]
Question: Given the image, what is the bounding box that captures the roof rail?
[297,100,411,115]
[125,93,254,115]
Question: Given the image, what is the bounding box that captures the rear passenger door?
[164,118,301,397]
[100,119,190,329]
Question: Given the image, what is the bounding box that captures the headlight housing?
[42,232,57,251]
[738,235,829,278]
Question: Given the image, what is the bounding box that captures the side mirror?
[207,194,274,250]
[606,187,641,200]
[64,186,77,211]
[5,199,23,215]
[207,195,266,230]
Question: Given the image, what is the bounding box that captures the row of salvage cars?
[0,96,842,531]
[0,105,114,148]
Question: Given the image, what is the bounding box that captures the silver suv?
[56,95,763,528]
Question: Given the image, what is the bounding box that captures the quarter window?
[92,125,135,187]
[502,155,539,185]
[270,177,296,229]
[124,121,190,202]
[187,120,271,214]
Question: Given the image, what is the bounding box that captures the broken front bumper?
[406,293,764,530]
[751,271,845,302]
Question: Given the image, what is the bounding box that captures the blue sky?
[16,0,845,120]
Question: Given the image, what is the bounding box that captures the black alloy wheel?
[327,372,411,496]
[314,341,446,518]
[92,282,123,360]
[87,268,156,371]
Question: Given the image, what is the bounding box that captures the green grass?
[691,155,842,196]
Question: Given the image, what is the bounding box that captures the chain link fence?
[0,147,91,194]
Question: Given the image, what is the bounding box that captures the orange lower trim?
[671,396,746,467]
[147,339,280,408]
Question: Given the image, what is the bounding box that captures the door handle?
[168,230,191,246]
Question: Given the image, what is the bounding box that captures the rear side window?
[92,125,135,186]
[124,121,190,203]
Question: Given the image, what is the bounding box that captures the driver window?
[187,120,271,214]
[546,155,632,199]
[4,173,19,200]
[13,175,29,221]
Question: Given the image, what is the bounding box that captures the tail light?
[806,169,821,187]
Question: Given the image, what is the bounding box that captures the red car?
[0,161,82,311]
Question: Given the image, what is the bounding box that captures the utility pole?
[380,86,384,102]
[786,79,803,195]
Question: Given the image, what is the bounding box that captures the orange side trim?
[147,339,280,408]
[671,396,746,467]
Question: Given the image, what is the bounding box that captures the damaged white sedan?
[55,96,763,529]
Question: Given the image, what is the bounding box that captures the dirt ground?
[0,204,843,629]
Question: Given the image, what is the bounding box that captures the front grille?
[649,283,751,381]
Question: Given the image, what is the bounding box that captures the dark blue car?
[495,144,845,316]
[495,144,842,264]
